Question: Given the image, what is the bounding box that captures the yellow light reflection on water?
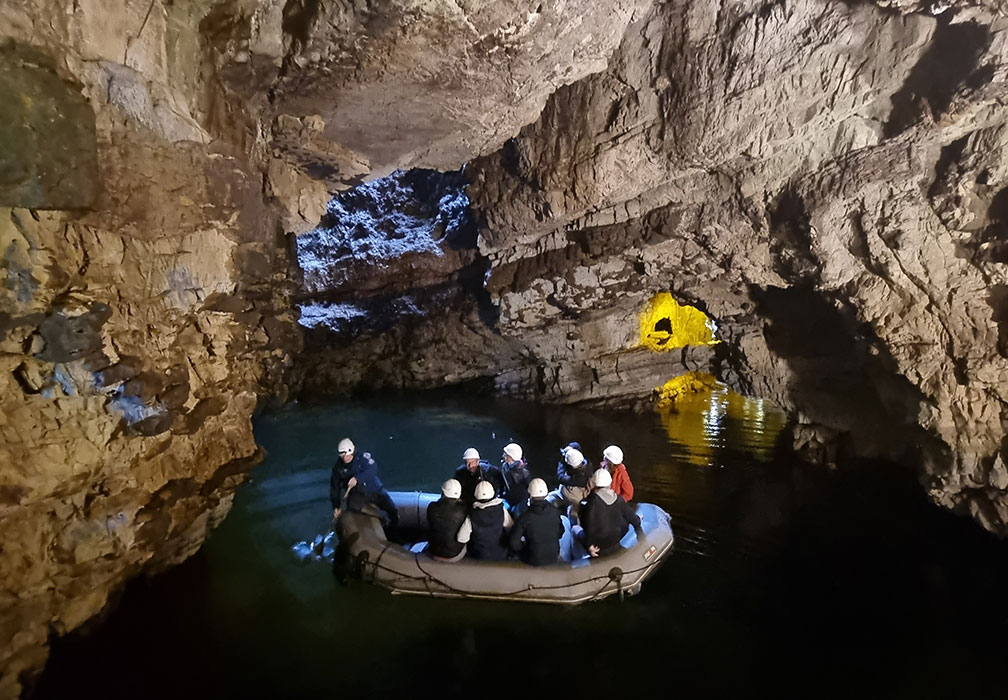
[655,372,787,467]
[638,292,718,351]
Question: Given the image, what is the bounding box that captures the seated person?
[600,444,634,502]
[426,479,468,562]
[455,447,506,506]
[457,480,513,561]
[500,442,532,515]
[551,443,591,523]
[509,478,564,566]
[575,468,643,557]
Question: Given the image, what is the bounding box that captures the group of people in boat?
[330,437,644,566]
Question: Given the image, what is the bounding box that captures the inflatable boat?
[335,491,675,604]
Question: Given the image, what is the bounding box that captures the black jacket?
[556,458,591,489]
[426,496,467,559]
[500,459,532,509]
[579,488,642,553]
[330,451,384,509]
[509,499,564,566]
[454,461,506,505]
[468,500,509,561]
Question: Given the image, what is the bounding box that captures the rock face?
[464,0,1008,529]
[0,2,654,695]
[2,0,1008,696]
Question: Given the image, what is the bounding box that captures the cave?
[3,0,1008,697]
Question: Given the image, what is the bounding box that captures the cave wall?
[0,1,656,695]
[2,0,1008,695]
[464,0,1008,530]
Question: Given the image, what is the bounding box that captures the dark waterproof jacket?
[556,458,591,489]
[330,451,385,509]
[579,488,642,553]
[468,501,509,561]
[454,461,507,505]
[426,496,467,559]
[509,499,564,566]
[500,459,532,509]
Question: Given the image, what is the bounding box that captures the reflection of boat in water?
[336,491,675,604]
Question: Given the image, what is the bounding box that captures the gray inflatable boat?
[336,491,675,604]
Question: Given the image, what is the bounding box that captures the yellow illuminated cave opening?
[654,372,787,467]
[638,292,718,351]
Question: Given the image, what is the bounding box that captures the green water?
[35,390,1008,698]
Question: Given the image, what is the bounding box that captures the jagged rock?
[4,0,1008,696]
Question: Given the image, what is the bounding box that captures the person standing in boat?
[500,442,532,516]
[576,468,643,557]
[509,478,564,566]
[551,442,591,522]
[454,447,506,506]
[330,438,399,530]
[456,480,513,561]
[601,444,634,503]
[426,479,468,562]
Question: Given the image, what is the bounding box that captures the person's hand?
[588,544,600,557]
[333,508,341,518]
[347,476,358,489]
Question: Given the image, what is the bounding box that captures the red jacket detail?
[610,463,634,502]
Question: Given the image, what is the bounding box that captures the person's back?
[426,479,468,562]
[509,479,564,566]
[579,469,642,557]
[460,481,513,561]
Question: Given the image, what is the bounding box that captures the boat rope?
[344,504,667,602]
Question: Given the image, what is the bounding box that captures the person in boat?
[426,478,468,562]
[500,442,532,516]
[551,442,591,523]
[576,468,643,558]
[456,480,513,561]
[454,447,506,506]
[330,437,398,530]
[509,478,564,566]
[600,444,634,503]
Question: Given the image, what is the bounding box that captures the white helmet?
[441,479,462,499]
[463,447,480,460]
[503,443,523,461]
[592,468,612,489]
[474,480,494,501]
[528,478,548,499]
[337,438,355,455]
[564,448,584,467]
[602,445,624,464]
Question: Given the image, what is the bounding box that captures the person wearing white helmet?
[601,443,634,502]
[509,478,564,565]
[553,441,591,522]
[500,442,532,516]
[455,480,514,561]
[425,479,468,562]
[575,468,643,558]
[454,447,506,506]
[330,437,398,530]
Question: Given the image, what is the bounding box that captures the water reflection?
[656,373,788,467]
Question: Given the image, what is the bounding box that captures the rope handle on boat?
[355,548,651,602]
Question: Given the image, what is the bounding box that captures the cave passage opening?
[293,168,479,337]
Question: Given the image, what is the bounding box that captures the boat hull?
[337,491,675,604]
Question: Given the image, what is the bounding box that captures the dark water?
[35,389,1008,699]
